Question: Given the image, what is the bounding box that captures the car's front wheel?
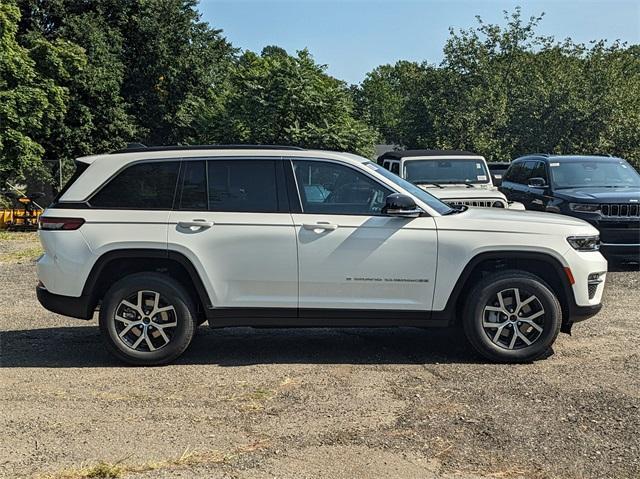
[99,273,197,365]
[463,270,562,363]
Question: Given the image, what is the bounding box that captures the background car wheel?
[463,270,561,363]
[99,272,197,366]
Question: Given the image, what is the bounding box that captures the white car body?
[379,152,525,210]
[36,147,607,364]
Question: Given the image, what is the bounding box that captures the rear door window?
[90,161,180,209]
[207,160,278,212]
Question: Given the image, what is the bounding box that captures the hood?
[435,207,599,237]
[554,186,640,203]
[417,185,507,201]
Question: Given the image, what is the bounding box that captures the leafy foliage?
[0,0,83,186]
[355,8,640,168]
[200,47,378,157]
[1,3,638,196]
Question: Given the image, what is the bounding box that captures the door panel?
[169,212,298,308]
[290,158,438,311]
[168,158,297,310]
[293,214,437,310]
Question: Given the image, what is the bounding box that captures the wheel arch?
[83,249,212,316]
[435,251,574,330]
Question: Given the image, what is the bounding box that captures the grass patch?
[0,231,38,241]
[0,245,43,263]
[39,441,271,479]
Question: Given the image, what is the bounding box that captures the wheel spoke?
[131,333,145,349]
[521,309,544,321]
[508,329,518,349]
[155,326,170,344]
[514,288,522,309]
[118,322,138,338]
[516,329,532,345]
[497,291,506,310]
[144,332,156,351]
[483,320,507,329]
[153,292,160,311]
[493,325,505,343]
[121,300,141,314]
[115,314,133,325]
[518,295,536,311]
[155,320,178,329]
[155,305,175,315]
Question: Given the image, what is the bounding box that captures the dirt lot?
[1,233,639,479]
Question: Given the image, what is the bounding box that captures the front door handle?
[302,222,338,231]
[177,219,214,230]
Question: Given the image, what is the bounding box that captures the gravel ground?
[1,234,639,479]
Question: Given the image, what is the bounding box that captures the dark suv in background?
[499,154,640,262]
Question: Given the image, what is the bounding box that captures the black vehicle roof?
[111,144,305,154]
[513,154,624,163]
[377,149,480,163]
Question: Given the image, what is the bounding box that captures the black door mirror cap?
[383,193,422,217]
[528,177,547,188]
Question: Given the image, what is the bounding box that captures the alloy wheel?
[482,287,545,350]
[113,290,178,352]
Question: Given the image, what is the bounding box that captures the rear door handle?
[302,222,338,231]
[177,219,214,229]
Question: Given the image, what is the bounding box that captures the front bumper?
[600,243,640,261]
[36,284,94,320]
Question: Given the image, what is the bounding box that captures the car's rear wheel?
[463,270,561,363]
[99,273,196,365]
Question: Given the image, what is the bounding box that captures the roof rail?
[111,144,305,154]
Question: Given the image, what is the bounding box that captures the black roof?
[377,149,480,162]
[514,154,623,163]
[111,144,304,154]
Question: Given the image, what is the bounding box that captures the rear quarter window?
[90,161,180,209]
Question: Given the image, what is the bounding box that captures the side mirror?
[528,177,547,188]
[382,193,421,218]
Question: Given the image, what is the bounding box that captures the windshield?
[550,160,640,189]
[364,162,454,215]
[404,159,490,185]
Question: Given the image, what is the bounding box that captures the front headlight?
[567,235,600,251]
[569,203,600,213]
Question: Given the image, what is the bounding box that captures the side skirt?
[206,308,450,328]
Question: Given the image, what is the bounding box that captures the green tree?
[121,0,234,145]
[202,47,378,156]
[0,1,83,187]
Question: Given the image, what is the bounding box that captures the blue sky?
[198,0,640,84]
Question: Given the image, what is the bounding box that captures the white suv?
[37,146,606,365]
[378,150,525,209]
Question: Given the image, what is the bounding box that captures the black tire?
[463,270,561,363]
[99,272,197,366]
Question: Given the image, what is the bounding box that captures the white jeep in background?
[37,145,605,365]
[378,149,525,210]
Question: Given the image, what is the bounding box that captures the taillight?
[38,217,85,230]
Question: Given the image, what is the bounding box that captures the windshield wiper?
[414,181,443,188]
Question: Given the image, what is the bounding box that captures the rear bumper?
[36,284,94,320]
